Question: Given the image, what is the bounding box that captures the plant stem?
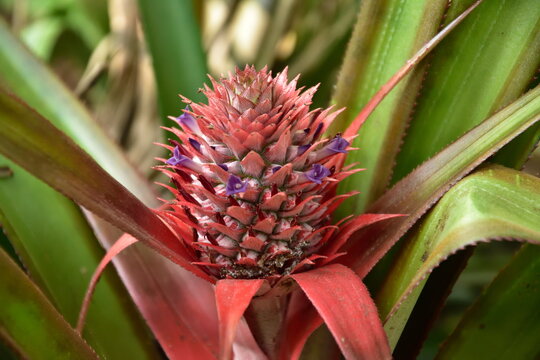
[244,294,289,359]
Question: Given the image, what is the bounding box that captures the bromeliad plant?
[0,0,540,359]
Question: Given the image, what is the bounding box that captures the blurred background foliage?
[0,0,537,359]
[0,0,361,175]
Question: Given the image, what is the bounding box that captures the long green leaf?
[393,0,540,180]
[340,85,540,276]
[136,0,207,121]
[0,90,211,281]
[0,155,156,359]
[0,248,98,360]
[436,244,540,359]
[369,1,540,350]
[331,0,449,213]
[0,18,155,205]
[298,84,540,356]
[0,20,221,358]
[377,165,540,348]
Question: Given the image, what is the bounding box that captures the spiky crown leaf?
[157,66,361,281]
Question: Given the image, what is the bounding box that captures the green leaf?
[0,248,98,360]
[136,0,208,121]
[331,0,450,213]
[0,90,212,282]
[0,18,155,205]
[20,16,64,60]
[0,19,220,358]
[436,244,540,360]
[377,165,540,348]
[393,0,540,180]
[339,85,540,278]
[0,156,157,359]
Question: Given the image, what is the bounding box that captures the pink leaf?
[292,264,391,360]
[84,220,219,360]
[216,279,265,360]
[77,233,138,333]
[322,213,405,256]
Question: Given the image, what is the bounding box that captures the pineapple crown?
[157,66,363,281]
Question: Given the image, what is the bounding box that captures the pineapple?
[158,66,360,281]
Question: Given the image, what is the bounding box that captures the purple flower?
[218,163,229,171]
[310,135,350,162]
[312,123,323,140]
[167,147,190,166]
[167,147,202,172]
[226,175,247,195]
[327,135,349,154]
[305,164,331,184]
[176,107,200,133]
[189,138,202,152]
[298,144,310,156]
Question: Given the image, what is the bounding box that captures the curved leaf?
[0,157,157,359]
[377,165,540,347]
[0,90,211,282]
[0,18,220,357]
[393,0,540,180]
[280,292,322,360]
[0,19,155,205]
[436,244,540,360]
[87,225,220,359]
[215,279,265,360]
[340,85,540,277]
[76,234,138,333]
[0,248,98,360]
[292,264,391,360]
[331,0,450,213]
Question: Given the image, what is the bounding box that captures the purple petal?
[176,107,200,132]
[272,166,282,173]
[298,144,311,156]
[167,147,189,166]
[225,175,247,195]
[312,123,323,140]
[327,135,349,154]
[166,146,202,172]
[218,163,229,171]
[189,138,202,152]
[305,164,331,184]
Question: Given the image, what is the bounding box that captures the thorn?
[177,185,200,205]
[215,213,226,225]
[174,168,193,183]
[295,192,303,205]
[329,166,336,175]
[257,207,265,221]
[206,232,219,246]
[313,123,323,140]
[0,166,13,178]
[228,196,240,207]
[182,205,198,224]
[198,174,216,194]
